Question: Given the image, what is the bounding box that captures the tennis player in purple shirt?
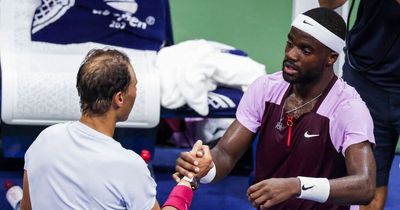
[174,7,376,210]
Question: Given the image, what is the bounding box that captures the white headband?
[291,14,345,53]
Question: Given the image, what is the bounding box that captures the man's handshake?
[173,140,214,182]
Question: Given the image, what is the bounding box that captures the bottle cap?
[140,149,151,163]
[4,180,13,190]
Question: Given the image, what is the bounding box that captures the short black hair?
[303,7,346,40]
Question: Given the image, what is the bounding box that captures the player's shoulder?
[252,71,284,85]
[320,77,369,119]
[34,122,69,142]
[332,78,365,107]
[249,72,288,93]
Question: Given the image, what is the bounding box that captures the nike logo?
[304,131,319,138]
[302,185,315,191]
[303,20,313,26]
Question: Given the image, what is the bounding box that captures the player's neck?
[292,71,334,100]
[80,113,116,138]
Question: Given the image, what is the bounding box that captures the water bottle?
[4,180,22,210]
[140,149,156,179]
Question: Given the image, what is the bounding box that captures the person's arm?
[210,120,255,181]
[20,170,32,210]
[247,141,375,209]
[319,0,347,9]
[152,201,162,210]
[174,119,255,182]
[327,141,375,204]
[155,142,204,210]
[151,180,193,210]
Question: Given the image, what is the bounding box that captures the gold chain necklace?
[275,93,322,131]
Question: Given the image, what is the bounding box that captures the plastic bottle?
[140,149,156,179]
[4,180,22,210]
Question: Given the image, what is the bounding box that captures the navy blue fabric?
[31,0,173,51]
[345,0,400,93]
[224,49,248,57]
[161,87,243,118]
[343,64,400,186]
[209,87,243,116]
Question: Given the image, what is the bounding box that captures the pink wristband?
[162,185,193,210]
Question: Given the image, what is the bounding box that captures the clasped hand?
[173,140,213,181]
[172,140,300,209]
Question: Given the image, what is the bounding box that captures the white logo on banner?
[104,0,138,14]
[94,0,155,30]
[208,92,236,109]
[32,0,76,34]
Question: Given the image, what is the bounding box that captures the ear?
[113,91,124,108]
[326,51,338,67]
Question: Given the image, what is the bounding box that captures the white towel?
[157,39,266,116]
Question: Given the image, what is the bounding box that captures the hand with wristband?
[247,177,301,209]
[160,181,194,210]
[160,141,207,210]
[173,140,214,184]
[247,176,331,209]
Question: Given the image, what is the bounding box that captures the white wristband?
[296,176,330,203]
[182,176,193,182]
[200,162,216,184]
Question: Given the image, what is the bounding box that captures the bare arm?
[152,200,162,210]
[319,0,347,9]
[151,179,193,210]
[328,141,375,204]
[159,142,204,210]
[20,170,32,210]
[211,120,255,181]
